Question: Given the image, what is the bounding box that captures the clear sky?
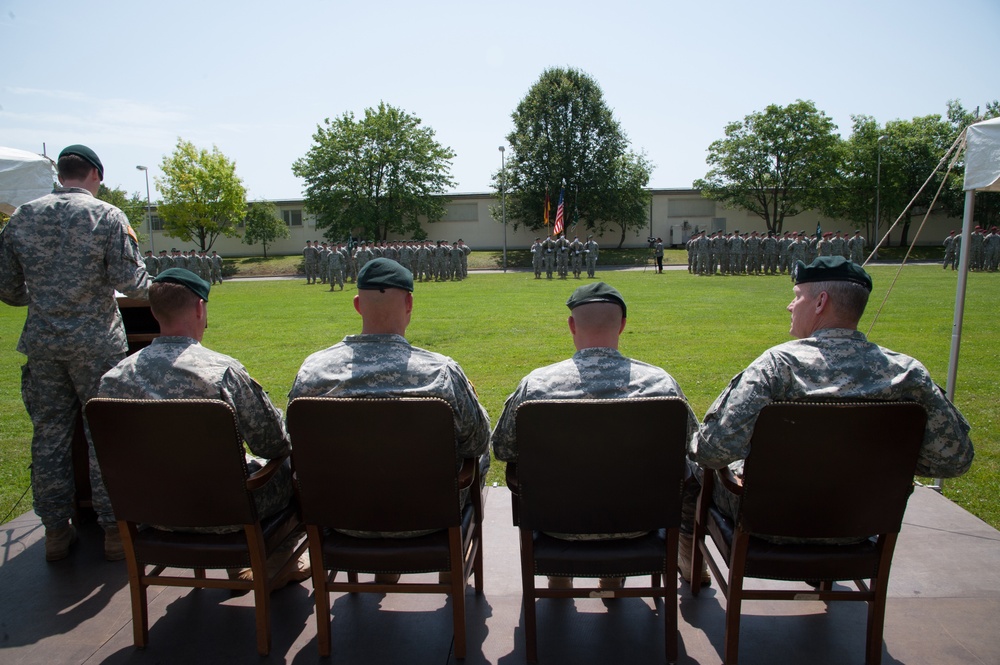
[3,0,997,202]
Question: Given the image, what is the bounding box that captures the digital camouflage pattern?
[0,185,150,529]
[692,327,975,544]
[288,333,491,538]
[491,346,699,541]
[98,336,293,533]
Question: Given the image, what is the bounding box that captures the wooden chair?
[286,397,484,659]
[689,401,928,665]
[85,398,306,656]
[509,397,691,663]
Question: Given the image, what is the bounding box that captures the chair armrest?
[246,452,288,491]
[505,462,519,495]
[458,457,477,491]
[717,467,744,496]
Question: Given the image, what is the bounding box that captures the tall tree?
[293,102,455,241]
[695,100,841,234]
[817,115,882,242]
[156,139,247,251]
[498,67,652,248]
[241,200,289,258]
[97,183,149,245]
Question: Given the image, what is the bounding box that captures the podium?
[72,297,160,516]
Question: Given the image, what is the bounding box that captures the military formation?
[942,226,1000,271]
[302,238,473,290]
[143,248,224,285]
[529,234,599,279]
[685,229,867,276]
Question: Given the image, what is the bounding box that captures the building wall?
[142,189,964,256]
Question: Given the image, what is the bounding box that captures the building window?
[442,203,479,222]
[283,209,303,226]
[149,214,163,231]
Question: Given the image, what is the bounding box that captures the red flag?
[544,188,550,227]
[553,187,565,235]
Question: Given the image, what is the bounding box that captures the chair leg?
[865,535,896,665]
[519,529,538,663]
[307,527,332,658]
[247,526,271,656]
[449,527,467,659]
[120,523,148,648]
[665,529,679,664]
[723,536,750,665]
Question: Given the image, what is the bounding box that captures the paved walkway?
[1,485,998,664]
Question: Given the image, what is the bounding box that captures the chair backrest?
[514,397,690,534]
[287,397,461,532]
[86,398,256,527]
[737,401,927,539]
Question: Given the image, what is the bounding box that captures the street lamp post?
[136,165,154,253]
[499,146,507,272]
[876,135,887,255]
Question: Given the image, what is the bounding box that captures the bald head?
[568,302,626,351]
[353,288,413,335]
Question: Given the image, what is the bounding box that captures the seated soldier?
[97,268,308,587]
[492,282,699,589]
[688,256,974,553]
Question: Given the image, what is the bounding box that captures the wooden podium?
[72,297,160,516]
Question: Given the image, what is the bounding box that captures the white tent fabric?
[0,147,57,216]
[964,117,1000,192]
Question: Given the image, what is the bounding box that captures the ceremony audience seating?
[508,397,691,663]
[689,401,927,665]
[286,397,484,659]
[85,398,306,656]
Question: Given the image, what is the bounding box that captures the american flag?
[553,187,565,235]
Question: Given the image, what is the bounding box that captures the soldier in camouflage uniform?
[0,145,150,562]
[761,231,778,275]
[143,250,159,277]
[849,230,867,264]
[584,235,599,278]
[569,235,585,277]
[288,258,490,542]
[542,235,557,278]
[492,282,698,589]
[328,243,345,290]
[530,238,543,278]
[688,256,974,550]
[555,234,570,278]
[210,250,223,284]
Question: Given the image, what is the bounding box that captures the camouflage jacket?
[693,327,974,479]
[491,347,699,463]
[288,334,490,462]
[98,336,290,460]
[0,186,149,358]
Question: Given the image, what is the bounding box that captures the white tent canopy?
[964,117,1000,192]
[0,147,57,216]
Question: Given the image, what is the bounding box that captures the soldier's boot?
[45,524,78,562]
[104,525,126,561]
[678,533,710,585]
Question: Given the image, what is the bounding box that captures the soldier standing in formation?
[530,238,543,278]
[584,235,599,278]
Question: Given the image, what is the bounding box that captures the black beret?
[153,268,211,301]
[566,282,626,317]
[793,256,872,292]
[58,144,104,181]
[357,257,413,292]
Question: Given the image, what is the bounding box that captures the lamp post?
[876,135,887,254]
[136,165,154,253]
[499,145,507,272]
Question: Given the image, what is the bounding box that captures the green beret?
[153,268,211,301]
[357,257,413,292]
[793,256,872,292]
[58,144,104,181]
[566,282,627,317]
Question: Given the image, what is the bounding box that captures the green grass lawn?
[1,265,996,528]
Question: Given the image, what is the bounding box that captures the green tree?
[817,115,882,242]
[241,200,289,258]
[695,99,841,234]
[97,183,149,246]
[156,139,247,250]
[498,67,652,248]
[293,102,455,241]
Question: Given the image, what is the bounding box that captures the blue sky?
[2,0,997,201]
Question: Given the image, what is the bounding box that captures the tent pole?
[939,189,976,491]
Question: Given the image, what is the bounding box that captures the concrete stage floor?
[1,485,998,664]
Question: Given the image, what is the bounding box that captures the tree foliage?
[695,100,841,234]
[498,67,652,247]
[293,102,455,241]
[97,183,149,246]
[155,139,247,251]
[241,200,289,258]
